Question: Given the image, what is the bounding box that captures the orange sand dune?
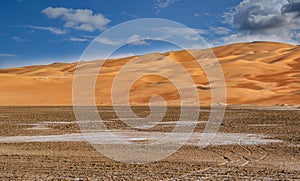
[0,41,299,106]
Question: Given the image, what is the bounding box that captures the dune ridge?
[0,41,299,106]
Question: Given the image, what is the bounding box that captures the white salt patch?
[20,120,114,130]
[98,109,130,113]
[42,121,72,124]
[26,125,50,130]
[76,120,113,123]
[0,131,282,146]
[109,120,206,129]
[111,118,145,121]
[99,110,115,112]
[110,120,206,125]
[249,124,281,127]
[255,107,300,111]
[153,121,207,125]
[0,114,10,118]
[20,122,71,131]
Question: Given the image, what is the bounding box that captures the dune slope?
[0,41,299,106]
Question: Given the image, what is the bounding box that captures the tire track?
[228,149,251,167]
[236,136,255,166]
[167,148,230,180]
[253,143,269,162]
[170,136,265,180]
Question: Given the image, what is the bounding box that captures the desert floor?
[0,106,299,180]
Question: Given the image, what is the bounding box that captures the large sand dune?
[0,41,299,106]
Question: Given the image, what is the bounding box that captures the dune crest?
[0,41,299,106]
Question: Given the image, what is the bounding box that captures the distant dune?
[0,41,299,106]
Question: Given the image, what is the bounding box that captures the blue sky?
[1,0,300,68]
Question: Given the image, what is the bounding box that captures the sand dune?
[0,41,299,106]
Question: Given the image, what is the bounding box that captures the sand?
[0,41,299,106]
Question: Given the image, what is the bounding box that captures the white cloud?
[0,54,17,57]
[297,33,300,41]
[221,33,298,45]
[154,0,179,12]
[95,37,122,46]
[194,13,201,17]
[126,35,149,45]
[209,27,232,36]
[81,35,96,39]
[189,44,205,49]
[68,37,89,42]
[121,11,140,19]
[95,35,151,46]
[223,0,300,44]
[156,27,206,35]
[42,7,111,32]
[11,36,26,42]
[151,27,207,41]
[22,25,66,35]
